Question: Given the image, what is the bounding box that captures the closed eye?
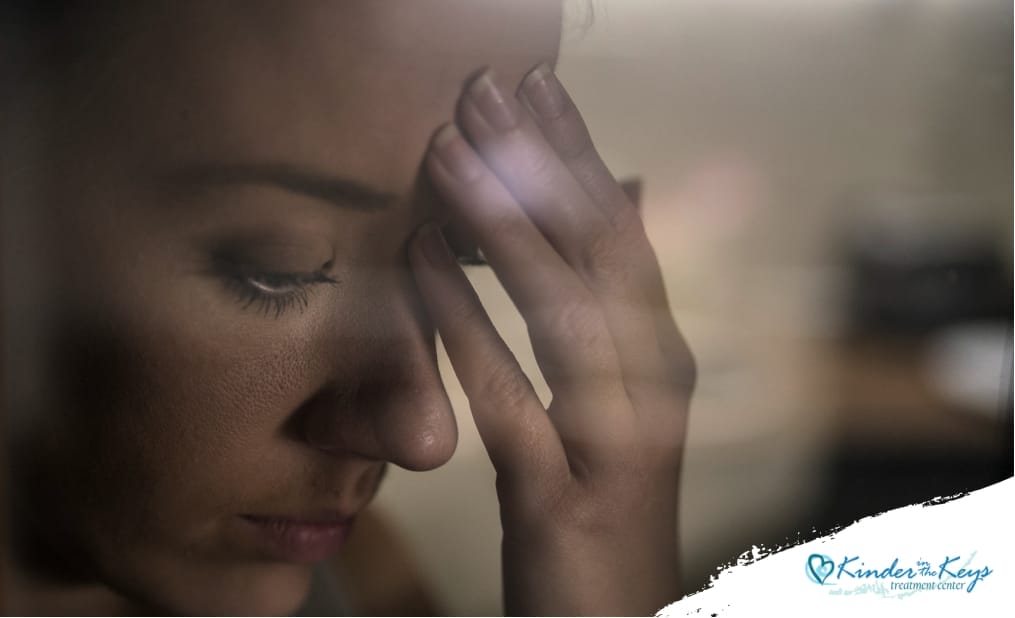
[211,256,338,318]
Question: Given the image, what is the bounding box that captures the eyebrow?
[165,162,401,211]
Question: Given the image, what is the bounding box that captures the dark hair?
[2,1,94,91]
[0,0,586,139]
[1,0,97,60]
[0,0,141,136]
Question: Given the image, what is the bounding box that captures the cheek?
[29,260,334,539]
[44,309,275,494]
[11,273,348,612]
[21,178,445,566]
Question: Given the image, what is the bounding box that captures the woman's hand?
[408,63,696,616]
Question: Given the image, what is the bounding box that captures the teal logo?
[807,554,835,585]
[803,553,992,593]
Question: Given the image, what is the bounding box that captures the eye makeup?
[214,256,339,318]
[201,234,340,319]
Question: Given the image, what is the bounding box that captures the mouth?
[239,512,356,563]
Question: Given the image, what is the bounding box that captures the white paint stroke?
[660,477,1012,617]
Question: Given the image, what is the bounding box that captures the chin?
[210,569,315,616]
[115,560,318,616]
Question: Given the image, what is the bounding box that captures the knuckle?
[608,199,645,236]
[499,133,557,185]
[521,145,556,182]
[485,210,528,245]
[580,226,628,283]
[584,205,657,288]
[444,293,483,327]
[555,123,595,163]
[479,358,532,410]
[547,299,609,351]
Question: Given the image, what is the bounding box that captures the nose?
[301,287,458,472]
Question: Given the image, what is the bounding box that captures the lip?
[239,513,355,563]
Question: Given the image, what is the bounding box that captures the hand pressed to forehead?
[409,63,695,616]
[2,0,693,611]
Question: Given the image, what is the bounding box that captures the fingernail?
[519,62,565,120]
[431,123,483,182]
[468,69,519,131]
[415,223,454,268]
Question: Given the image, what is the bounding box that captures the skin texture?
[2,0,693,615]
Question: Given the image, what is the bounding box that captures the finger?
[458,68,673,403]
[425,125,632,444]
[519,64,699,403]
[516,63,632,221]
[457,69,618,283]
[516,64,671,312]
[515,63,672,314]
[407,223,566,484]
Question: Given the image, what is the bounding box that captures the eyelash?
[210,246,477,319]
[215,259,338,319]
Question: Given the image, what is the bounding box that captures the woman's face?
[3,0,561,613]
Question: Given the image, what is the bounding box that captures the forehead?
[77,0,562,197]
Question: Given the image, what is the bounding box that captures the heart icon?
[807,554,835,584]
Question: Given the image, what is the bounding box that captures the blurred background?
[345,0,1012,614]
